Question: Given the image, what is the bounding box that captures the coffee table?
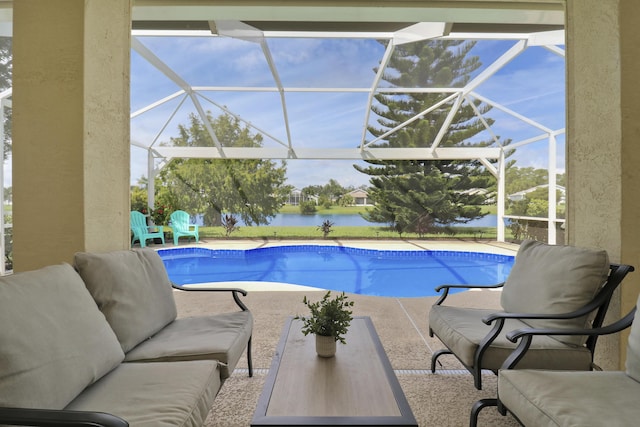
[251,316,418,426]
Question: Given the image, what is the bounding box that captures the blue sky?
[130,36,566,190]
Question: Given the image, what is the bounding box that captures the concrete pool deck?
[162,239,522,426]
[161,238,520,292]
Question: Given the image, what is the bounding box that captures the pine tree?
[356,40,497,235]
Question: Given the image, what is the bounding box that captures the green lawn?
[170,204,506,240]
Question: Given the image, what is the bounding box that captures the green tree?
[338,194,354,207]
[130,185,148,213]
[505,166,549,195]
[356,40,498,233]
[505,167,565,218]
[299,200,317,215]
[0,37,11,160]
[157,112,292,226]
[323,179,345,201]
[130,176,149,213]
[301,185,322,200]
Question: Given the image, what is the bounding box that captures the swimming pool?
[158,246,514,298]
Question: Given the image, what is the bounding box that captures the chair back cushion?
[75,248,178,353]
[501,240,610,346]
[625,294,640,381]
[0,264,124,409]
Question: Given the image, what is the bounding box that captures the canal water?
[196,213,497,228]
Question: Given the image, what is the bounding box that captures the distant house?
[346,189,372,206]
[286,188,318,205]
[287,188,303,205]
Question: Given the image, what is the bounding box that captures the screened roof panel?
[130,11,565,167]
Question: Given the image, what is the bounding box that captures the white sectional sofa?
[0,248,253,427]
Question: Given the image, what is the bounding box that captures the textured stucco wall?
[12,0,131,271]
[84,0,132,253]
[567,0,640,368]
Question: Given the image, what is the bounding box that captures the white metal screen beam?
[153,146,501,160]
[360,40,395,150]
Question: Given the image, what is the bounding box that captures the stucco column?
[566,0,640,368]
[12,0,132,271]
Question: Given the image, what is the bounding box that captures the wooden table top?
[251,316,417,426]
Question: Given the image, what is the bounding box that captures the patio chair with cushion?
[428,239,634,391]
[130,210,165,247]
[170,210,199,245]
[472,293,639,426]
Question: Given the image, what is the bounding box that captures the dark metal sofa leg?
[431,349,453,373]
[470,398,497,427]
[247,336,253,377]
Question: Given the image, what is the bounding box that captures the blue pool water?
[158,246,514,298]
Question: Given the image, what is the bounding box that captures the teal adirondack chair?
[170,210,199,245]
[130,211,165,247]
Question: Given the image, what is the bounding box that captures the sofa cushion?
[501,239,610,346]
[66,361,221,427]
[429,305,592,371]
[499,370,640,427]
[74,249,177,353]
[0,264,124,409]
[124,311,253,379]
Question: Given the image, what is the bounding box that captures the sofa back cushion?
[0,264,124,409]
[625,294,640,381]
[501,240,610,346]
[74,248,177,353]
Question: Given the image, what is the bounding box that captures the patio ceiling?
[130,1,565,168]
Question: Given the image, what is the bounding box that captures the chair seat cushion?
[429,305,592,370]
[74,249,178,353]
[66,361,221,427]
[499,370,640,427]
[124,311,253,379]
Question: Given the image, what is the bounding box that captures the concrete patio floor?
[163,239,522,426]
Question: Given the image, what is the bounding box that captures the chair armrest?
[0,407,128,427]
[434,283,504,305]
[171,283,249,311]
[146,225,164,233]
[482,287,620,325]
[500,306,637,370]
[506,307,637,343]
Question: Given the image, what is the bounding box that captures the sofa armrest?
[0,407,128,427]
[171,283,249,311]
[500,306,637,370]
[434,282,504,305]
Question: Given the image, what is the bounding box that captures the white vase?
[315,334,336,358]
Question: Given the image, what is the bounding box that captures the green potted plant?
[295,291,354,357]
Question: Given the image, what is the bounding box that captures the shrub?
[221,214,239,237]
[299,201,317,214]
